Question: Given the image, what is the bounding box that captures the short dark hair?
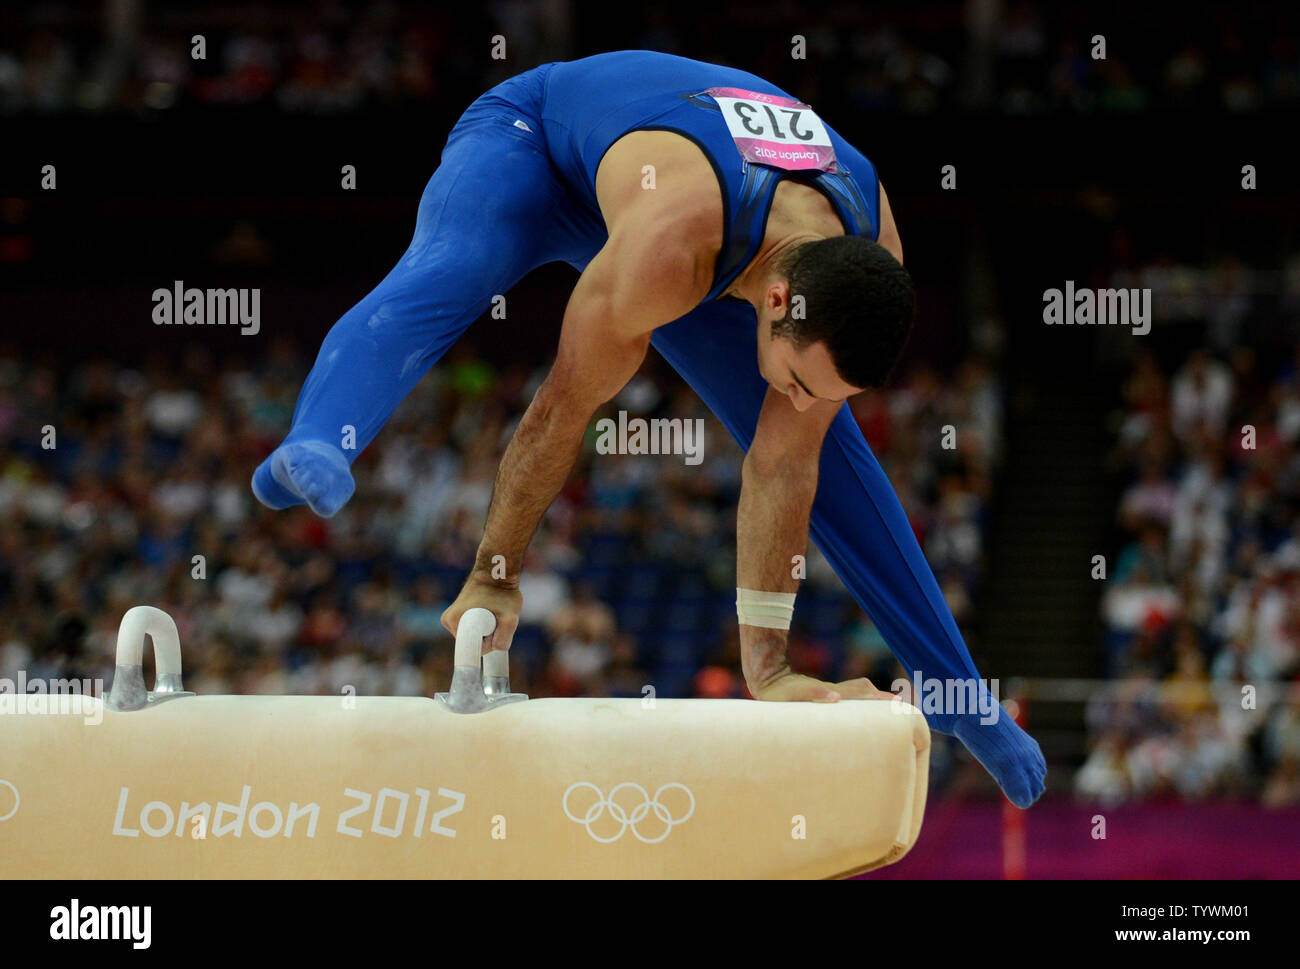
[771,236,915,389]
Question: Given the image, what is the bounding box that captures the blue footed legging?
[268,72,1046,802]
[273,87,604,457]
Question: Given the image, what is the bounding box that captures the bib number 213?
[706,86,838,173]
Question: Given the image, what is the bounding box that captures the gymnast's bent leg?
[252,114,561,516]
[651,301,1046,808]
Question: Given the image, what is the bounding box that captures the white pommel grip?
[437,606,526,713]
[107,605,196,711]
[454,607,497,669]
[116,605,184,677]
[483,647,510,680]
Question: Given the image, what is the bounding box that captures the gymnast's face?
[756,282,861,413]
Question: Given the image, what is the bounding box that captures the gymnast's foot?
[252,440,356,517]
[953,712,1046,809]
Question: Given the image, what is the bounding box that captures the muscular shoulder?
[596,130,723,248]
[595,130,724,319]
[598,216,713,331]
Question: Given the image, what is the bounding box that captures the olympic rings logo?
[0,780,18,823]
[562,782,695,844]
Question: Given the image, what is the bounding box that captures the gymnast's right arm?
[440,224,705,651]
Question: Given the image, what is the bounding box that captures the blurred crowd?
[1,0,1297,116]
[0,338,1002,713]
[1077,258,1300,805]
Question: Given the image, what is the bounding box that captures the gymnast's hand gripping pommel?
[435,607,528,714]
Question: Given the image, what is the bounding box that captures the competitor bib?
[705,87,838,173]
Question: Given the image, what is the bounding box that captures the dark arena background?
[0,0,1298,912]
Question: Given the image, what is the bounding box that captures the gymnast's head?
[755,236,915,411]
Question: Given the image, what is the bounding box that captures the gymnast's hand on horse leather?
[748,668,900,703]
[441,572,523,652]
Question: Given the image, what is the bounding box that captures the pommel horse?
[0,606,929,878]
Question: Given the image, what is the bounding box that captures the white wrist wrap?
[736,588,797,630]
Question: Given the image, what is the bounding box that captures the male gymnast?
[252,50,1046,807]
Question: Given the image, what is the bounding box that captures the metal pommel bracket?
[106,606,196,712]
[435,607,529,714]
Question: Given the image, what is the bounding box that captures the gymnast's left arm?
[738,387,896,703]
